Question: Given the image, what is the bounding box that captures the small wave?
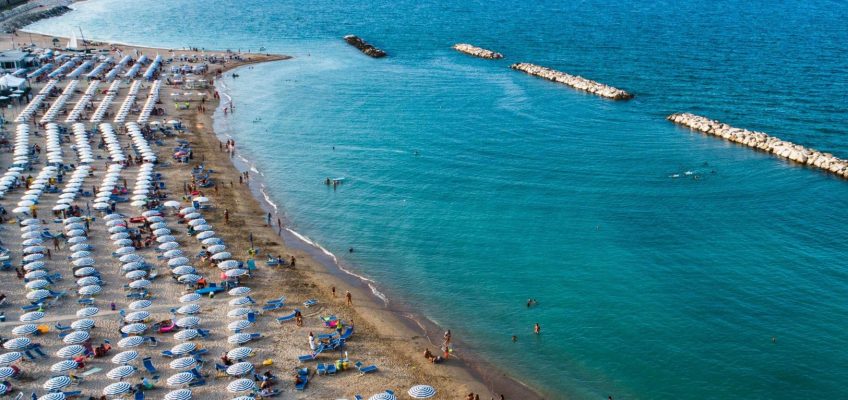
[259,185,279,212]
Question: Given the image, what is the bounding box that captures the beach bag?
[262,359,273,366]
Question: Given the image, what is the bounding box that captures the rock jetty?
[510,63,633,100]
[668,113,848,178]
[343,35,386,58]
[452,43,503,59]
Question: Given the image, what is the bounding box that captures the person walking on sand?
[308,332,315,352]
[53,236,60,251]
[331,286,336,297]
[224,209,229,224]
[534,323,541,334]
[346,291,352,306]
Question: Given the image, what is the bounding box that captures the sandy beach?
[0,29,542,400]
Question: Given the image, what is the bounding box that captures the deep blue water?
[28,1,848,398]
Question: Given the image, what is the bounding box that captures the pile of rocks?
[452,43,503,59]
[668,113,848,178]
[343,35,386,58]
[510,63,633,100]
[1,5,71,33]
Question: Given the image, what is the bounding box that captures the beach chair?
[261,302,283,312]
[160,350,175,358]
[326,363,337,375]
[20,304,40,312]
[23,350,37,361]
[62,391,81,398]
[188,378,206,387]
[134,391,144,400]
[295,368,309,391]
[32,345,48,359]
[77,298,94,306]
[249,333,261,341]
[142,357,157,374]
[339,326,354,341]
[247,312,256,324]
[303,299,318,307]
[358,365,378,375]
[267,295,285,305]
[196,329,210,338]
[55,322,72,331]
[298,347,322,362]
[189,348,207,356]
[316,363,326,376]
[276,309,298,323]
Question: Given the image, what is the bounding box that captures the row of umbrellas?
[136,79,162,125]
[0,124,33,197]
[113,80,143,124]
[14,79,57,123]
[40,79,79,125]
[90,80,122,124]
[64,80,101,123]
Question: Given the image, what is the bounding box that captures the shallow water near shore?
[27,0,848,398]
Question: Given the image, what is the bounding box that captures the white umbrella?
[74,267,97,277]
[43,376,72,391]
[159,241,180,251]
[226,362,254,376]
[26,289,51,301]
[124,311,150,322]
[125,270,147,280]
[2,337,31,350]
[164,200,181,208]
[218,260,239,269]
[76,277,100,286]
[50,360,79,373]
[164,389,192,400]
[68,236,89,244]
[175,317,200,328]
[172,266,196,275]
[78,285,102,296]
[129,279,151,289]
[71,319,96,330]
[120,323,148,335]
[170,342,196,356]
[0,352,22,365]
[168,257,190,267]
[120,254,142,263]
[23,253,45,262]
[173,330,199,341]
[176,304,200,315]
[72,257,95,267]
[177,274,201,284]
[56,345,85,358]
[106,365,137,380]
[229,297,253,306]
[20,311,45,322]
[111,350,139,364]
[103,382,132,396]
[24,261,46,271]
[208,244,227,253]
[115,247,135,255]
[157,235,177,243]
[62,330,91,344]
[226,379,255,393]
[11,324,38,336]
[227,333,252,344]
[129,300,152,310]
[166,373,194,387]
[76,307,99,317]
[225,269,248,278]
[227,320,252,332]
[211,252,231,260]
[179,293,201,303]
[227,308,252,318]
[118,336,145,348]
[226,347,253,361]
[169,356,197,370]
[164,249,184,258]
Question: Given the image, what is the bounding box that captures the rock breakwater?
[510,63,633,100]
[452,43,503,59]
[668,113,848,178]
[343,35,386,58]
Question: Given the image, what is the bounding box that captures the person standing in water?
[534,323,541,334]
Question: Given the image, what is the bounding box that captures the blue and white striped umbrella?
[76,307,99,318]
[170,342,196,355]
[166,373,194,386]
[76,277,100,286]
[164,389,192,400]
[110,233,130,240]
[114,247,135,256]
[208,245,227,253]
[62,330,91,344]
[168,257,190,267]
[111,350,139,364]
[227,308,252,318]
[227,287,251,296]
[25,270,48,280]
[227,333,252,344]
[218,260,239,270]
[129,300,152,310]
[225,269,248,278]
[169,356,197,370]
[202,237,223,246]
[2,337,31,350]
[103,382,132,396]
[113,239,133,247]
[129,279,151,289]
[124,311,150,322]
[147,216,165,223]
[211,252,231,260]
[121,323,148,335]
[186,219,206,227]
[74,267,97,277]
[38,393,66,400]
[43,376,72,391]
[226,347,253,361]
[24,261,46,271]
[12,324,38,336]
[119,254,142,263]
[177,304,200,315]
[179,293,201,303]
[78,285,102,296]
[177,274,201,283]
[50,360,79,373]
[24,245,47,254]
[125,270,147,280]
[173,330,199,341]
[0,367,13,379]
[153,228,172,236]
[24,253,45,262]
[226,378,255,393]
[56,345,85,358]
[72,257,95,267]
[20,311,45,322]
[26,289,51,301]
[229,297,252,306]
[104,214,123,221]
[225,362,254,376]
[407,385,436,399]
[159,242,180,251]
[109,226,128,234]
[118,336,145,348]
[195,229,213,237]
[230,396,254,400]
[71,319,95,330]
[68,237,88,244]
[369,392,398,400]
[142,210,162,218]
[172,266,196,276]
[25,280,51,290]
[0,352,22,365]
[164,249,184,258]
[70,244,91,252]
[156,235,177,243]
[66,229,87,237]
[176,317,200,328]
[183,212,201,220]
[122,262,145,272]
[70,250,91,259]
[106,365,137,380]
[227,320,252,332]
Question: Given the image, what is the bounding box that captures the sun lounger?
[339,326,354,340]
[187,379,206,387]
[77,298,94,306]
[276,309,299,323]
[358,365,378,374]
[326,363,337,375]
[62,391,81,398]
[160,350,175,358]
[303,299,318,307]
[196,329,210,338]
[20,304,40,311]
[189,348,207,356]
[262,302,283,312]
[23,350,36,360]
[215,363,227,372]
[81,367,102,377]
[134,391,144,400]
[249,333,261,340]
[32,345,48,358]
[316,363,325,375]
[142,357,157,374]
[295,368,309,391]
[247,313,256,324]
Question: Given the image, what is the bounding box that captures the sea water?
[28,1,848,398]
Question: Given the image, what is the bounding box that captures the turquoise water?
[28,1,848,398]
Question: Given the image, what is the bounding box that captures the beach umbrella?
[25,280,51,290]
[164,389,193,400]
[369,392,398,400]
[159,241,180,251]
[64,217,84,224]
[131,200,147,207]
[21,231,42,240]
[147,216,164,223]
[153,228,171,236]
[125,270,147,280]
[179,293,201,303]
[172,266,196,275]
[229,296,253,306]
[122,262,145,272]
[164,201,181,208]
[129,300,152,310]
[150,222,169,230]
[168,257,190,267]
[106,219,127,227]
[175,317,200,328]
[121,323,148,335]
[2,337,31,350]
[225,269,248,278]
[12,324,38,336]
[227,308,252,318]
[177,274,201,284]
[26,289,51,301]
[169,357,197,371]
[73,257,96,267]
[66,229,86,237]
[226,362,254,376]
[211,252,231,260]
[115,247,135,256]
[0,352,22,365]
[226,379,255,393]
[104,214,124,221]
[52,204,70,211]
[124,311,150,322]
[120,254,142,263]
[187,219,206,227]
[103,382,132,397]
[218,260,239,270]
[193,196,209,203]
[20,311,45,322]
[227,287,251,296]
[62,330,91,344]
[166,372,194,387]
[170,342,196,356]
[24,261,46,271]
[71,250,92,259]
[227,333,252,345]
[76,277,100,286]
[13,207,31,214]
[129,279,151,289]
[111,350,139,364]
[38,393,66,400]
[23,245,46,254]
[21,218,40,226]
[106,365,137,380]
[76,307,99,318]
[113,239,133,247]
[227,320,252,332]
[22,238,44,246]
[111,232,130,240]
[93,202,110,210]
[208,244,226,253]
[173,330,199,341]
[23,253,44,262]
[195,229,213,237]
[157,235,177,243]
[164,249,184,258]
[0,367,14,379]
[180,207,196,214]
[74,267,97,277]
[50,360,79,373]
[56,345,85,358]
[78,285,102,296]
[68,236,88,244]
[226,347,253,361]
[176,304,201,315]
[109,226,128,234]
[183,212,201,220]
[65,222,85,230]
[71,319,96,330]
[43,376,72,391]
[118,336,145,349]
[202,237,223,245]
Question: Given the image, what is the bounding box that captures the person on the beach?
[331,286,336,297]
[220,352,232,366]
[444,330,452,346]
[534,323,541,334]
[346,291,352,306]
[224,209,229,224]
[308,332,316,351]
[290,256,296,268]
[53,236,60,250]
[295,310,303,327]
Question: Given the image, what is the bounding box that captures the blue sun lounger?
[276,309,299,323]
[295,368,308,391]
[142,357,157,374]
